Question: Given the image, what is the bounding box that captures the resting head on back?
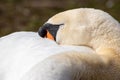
[24,8,120,80]
[38,8,120,55]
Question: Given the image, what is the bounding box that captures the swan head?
[38,8,120,52]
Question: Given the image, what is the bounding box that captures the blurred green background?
[0,0,120,37]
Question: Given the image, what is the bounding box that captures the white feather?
[0,32,94,80]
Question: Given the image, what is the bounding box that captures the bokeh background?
[0,0,120,37]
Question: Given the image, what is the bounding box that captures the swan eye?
[38,23,64,41]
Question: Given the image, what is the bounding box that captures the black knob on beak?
[38,26,47,38]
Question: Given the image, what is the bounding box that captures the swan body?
[0,32,94,80]
[0,8,120,80]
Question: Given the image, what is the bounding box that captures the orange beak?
[46,30,54,40]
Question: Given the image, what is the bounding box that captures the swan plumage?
[0,32,94,80]
[38,8,120,80]
[0,8,120,80]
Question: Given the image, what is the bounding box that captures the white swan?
[37,8,120,80]
[0,8,120,80]
[0,32,94,80]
